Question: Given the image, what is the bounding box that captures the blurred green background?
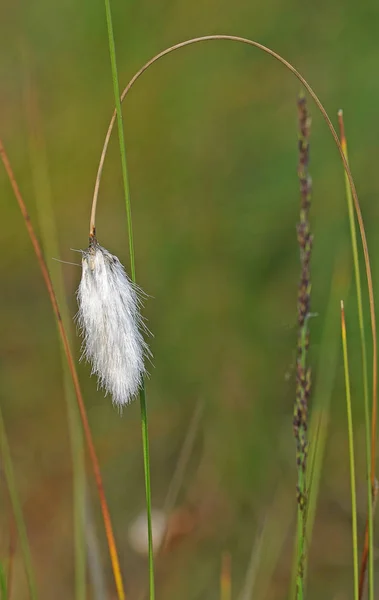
[1,0,379,598]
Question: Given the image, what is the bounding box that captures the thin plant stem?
[85,488,108,600]
[7,518,16,600]
[89,42,377,475]
[238,518,266,600]
[0,410,38,600]
[163,400,204,515]
[289,258,350,598]
[293,94,313,600]
[338,110,374,600]
[102,0,135,277]
[0,562,6,600]
[139,400,204,600]
[295,332,307,600]
[253,487,294,600]
[340,300,359,600]
[24,72,87,600]
[139,386,155,600]
[305,256,350,565]
[103,2,155,598]
[0,139,125,600]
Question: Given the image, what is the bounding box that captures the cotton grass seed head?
[76,238,149,407]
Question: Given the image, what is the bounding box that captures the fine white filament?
[76,240,148,406]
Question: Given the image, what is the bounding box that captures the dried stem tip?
[76,239,148,406]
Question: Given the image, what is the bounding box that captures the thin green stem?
[0,410,38,600]
[103,0,135,279]
[0,562,6,600]
[338,111,373,600]
[295,485,305,600]
[294,95,312,600]
[305,257,350,584]
[341,301,359,600]
[103,2,155,598]
[295,324,308,600]
[139,385,155,600]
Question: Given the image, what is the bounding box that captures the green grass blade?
[288,258,350,598]
[103,0,135,278]
[164,400,204,515]
[103,2,155,598]
[0,562,7,600]
[23,74,87,600]
[341,301,359,600]
[338,110,373,600]
[306,258,351,547]
[0,410,39,600]
[138,385,155,600]
[239,493,292,600]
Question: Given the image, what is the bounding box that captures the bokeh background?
[1,1,379,598]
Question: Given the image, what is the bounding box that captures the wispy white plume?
[76,239,148,406]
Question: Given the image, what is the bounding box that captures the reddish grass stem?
[0,139,126,600]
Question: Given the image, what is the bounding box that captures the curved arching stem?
[91,32,377,499]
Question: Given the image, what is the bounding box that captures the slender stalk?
[238,518,266,600]
[263,489,298,600]
[0,562,6,600]
[139,386,155,599]
[100,0,134,276]
[293,94,313,599]
[85,489,108,600]
[289,258,350,598]
[163,400,204,514]
[7,518,16,600]
[0,139,125,600]
[305,257,350,560]
[338,111,374,600]
[0,410,38,600]
[102,2,155,598]
[340,301,359,600]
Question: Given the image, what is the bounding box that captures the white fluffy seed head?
[76,239,149,407]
